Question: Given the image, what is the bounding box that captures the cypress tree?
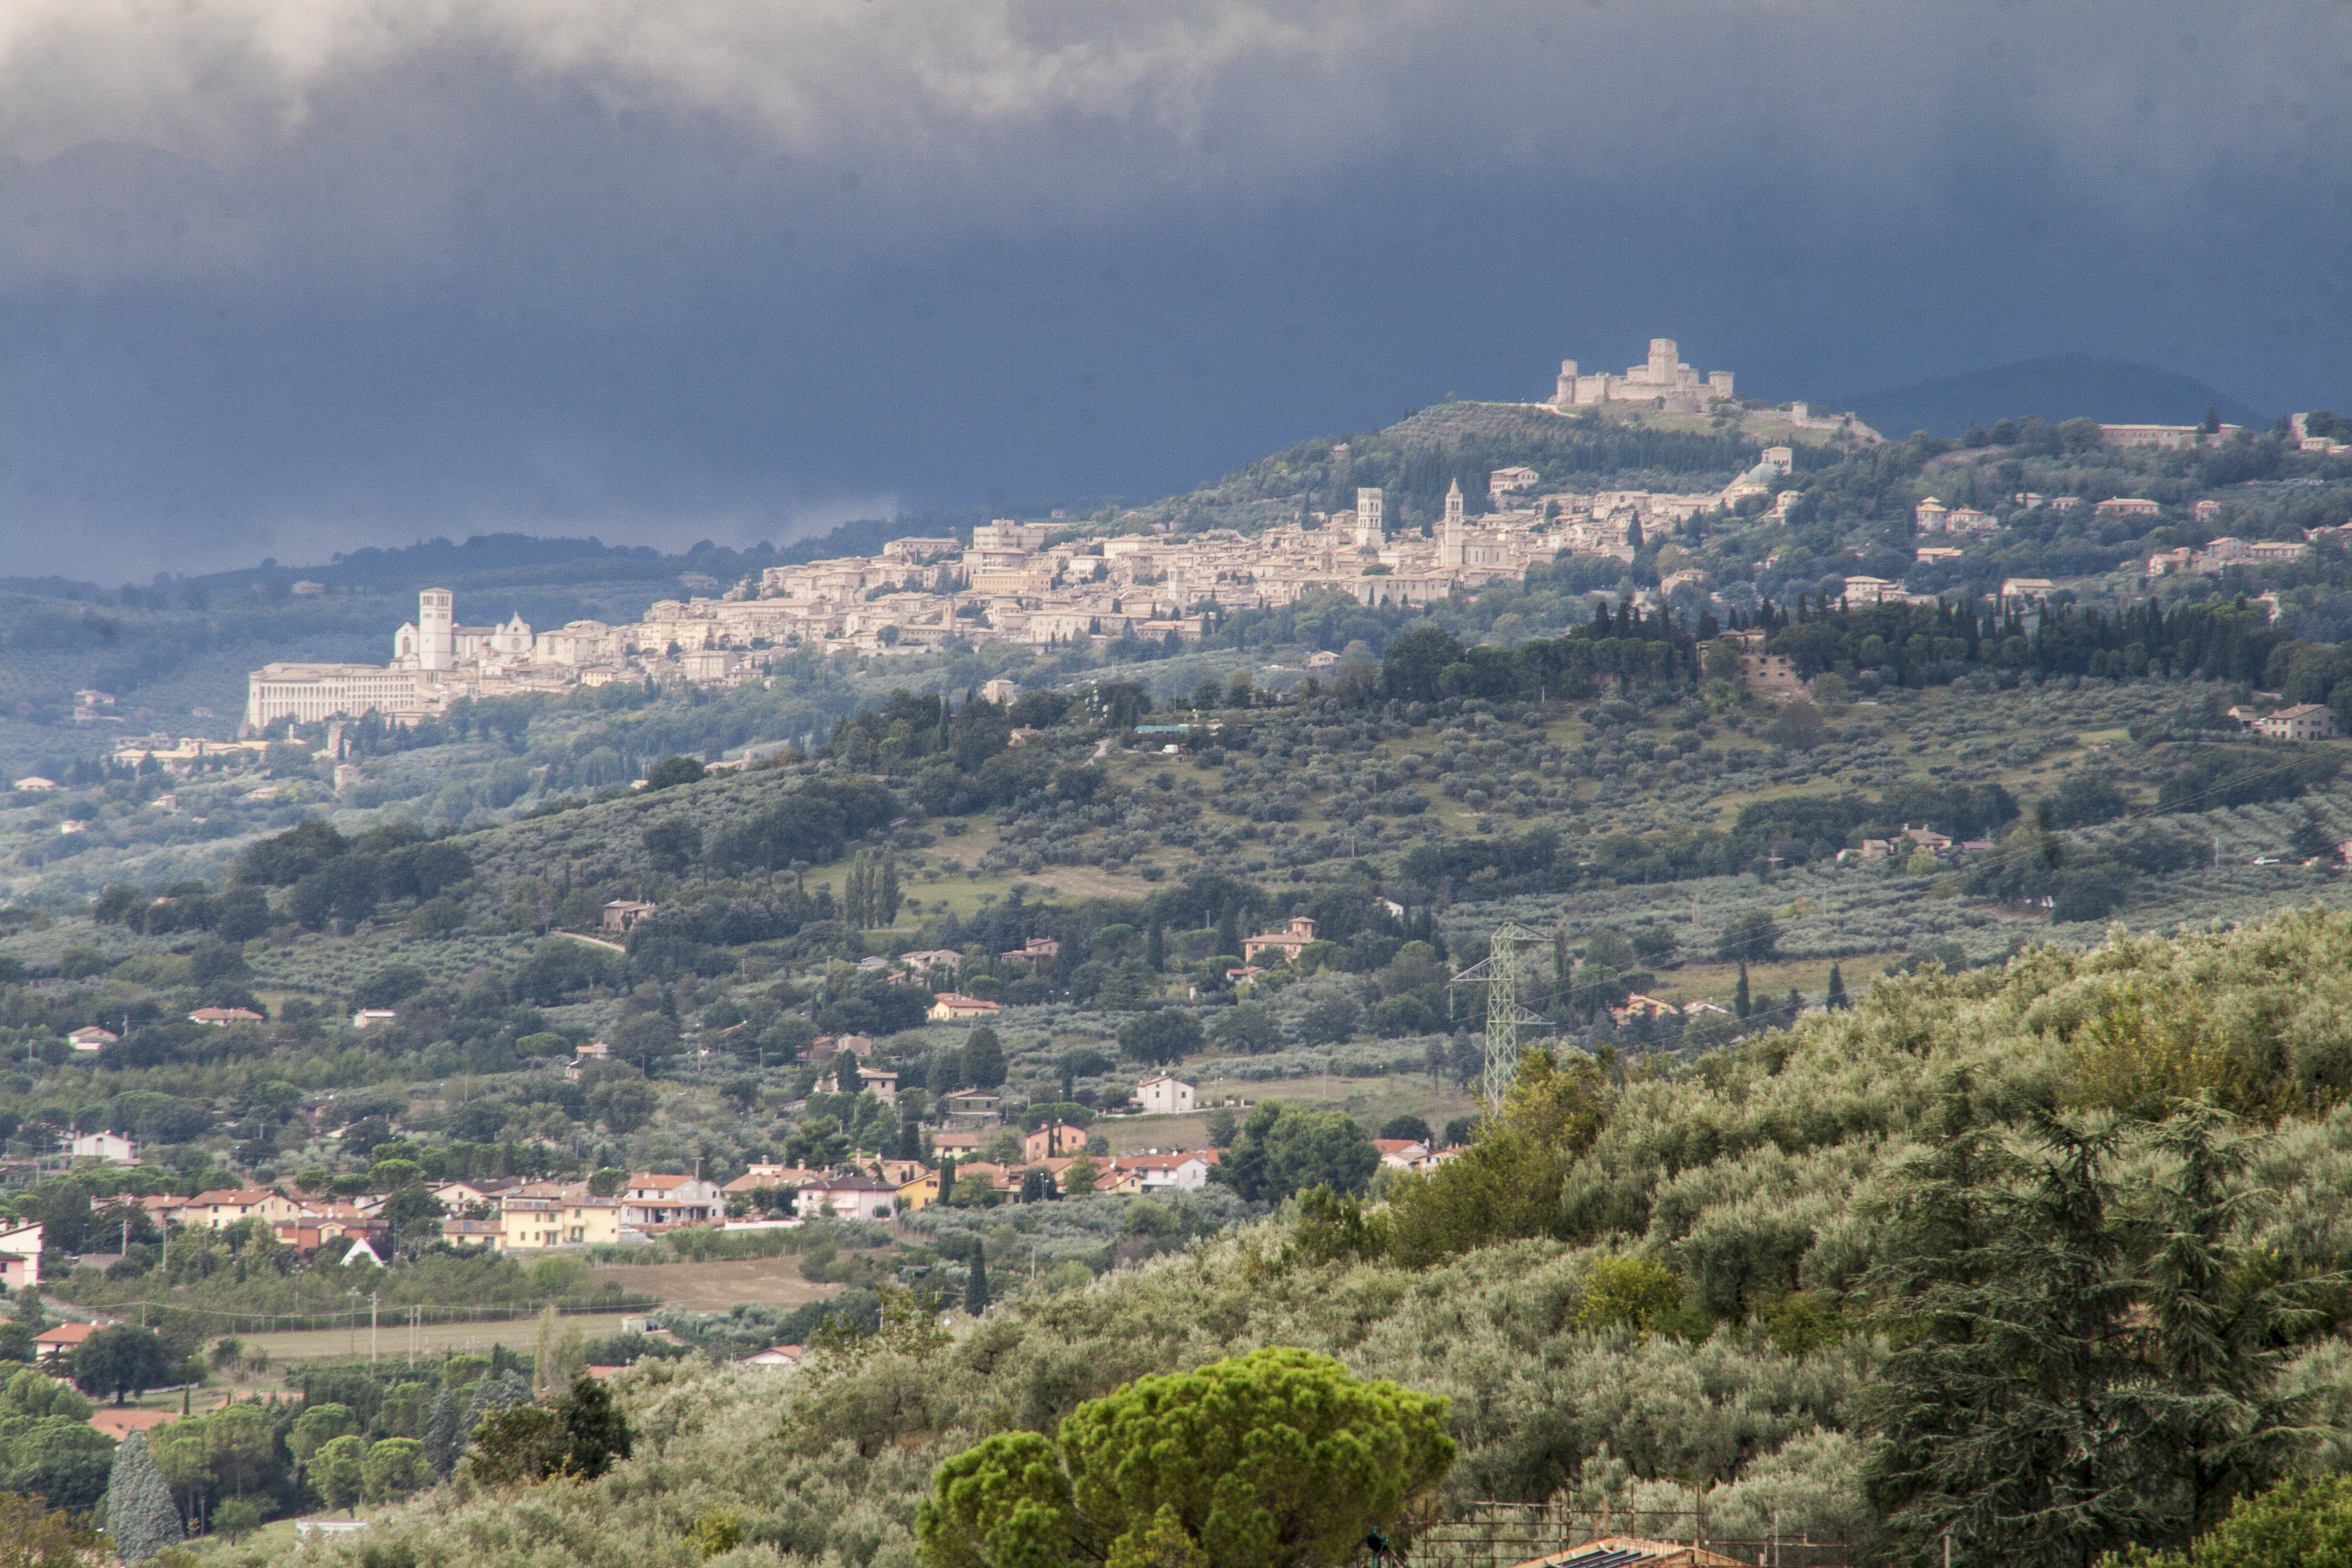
[1734,963,1751,1019]
[1824,963,1849,1010]
[105,1428,182,1564]
[557,1373,633,1481]
[965,1241,990,1316]
[1145,918,1165,972]
[423,1388,462,1480]
[961,1026,1005,1090]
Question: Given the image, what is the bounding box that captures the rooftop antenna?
[1449,922,1552,1114]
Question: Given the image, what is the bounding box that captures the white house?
[1109,1151,1218,1191]
[1134,1076,1196,1116]
[792,1175,898,1221]
[745,1344,805,1367]
[619,1174,725,1227]
[65,1027,116,1054]
[1488,466,1540,502]
[351,1009,398,1030]
[2256,704,2337,742]
[69,1132,137,1165]
[0,1223,41,1289]
[817,1066,898,1105]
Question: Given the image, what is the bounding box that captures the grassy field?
[230,1311,639,1365]
[586,1258,844,1313]
[181,1509,379,1560]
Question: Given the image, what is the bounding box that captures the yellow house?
[498,1184,622,1249]
[186,1189,306,1229]
[895,1170,942,1212]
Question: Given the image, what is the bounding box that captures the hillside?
[1843,353,2267,440]
[0,381,2349,1562]
[222,910,2352,1567]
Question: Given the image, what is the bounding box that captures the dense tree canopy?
[918,1348,1453,1568]
[1214,1101,1378,1203]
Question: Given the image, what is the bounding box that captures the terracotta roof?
[724,1166,820,1194]
[1109,1150,1220,1172]
[33,1323,95,1347]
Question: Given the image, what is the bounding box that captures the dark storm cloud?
[0,1,2344,577]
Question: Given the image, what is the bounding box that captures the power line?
[1450,922,1552,1114]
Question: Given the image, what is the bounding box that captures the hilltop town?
[236,340,1870,735]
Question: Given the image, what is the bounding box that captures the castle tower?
[1553,359,1578,407]
[417,588,454,671]
[1442,480,1466,568]
[1647,338,1678,382]
[1354,488,1385,549]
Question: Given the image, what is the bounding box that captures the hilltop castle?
[1550,338,1736,413]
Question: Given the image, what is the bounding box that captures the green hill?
[215,907,2352,1567]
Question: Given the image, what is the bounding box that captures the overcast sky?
[0,1,2345,579]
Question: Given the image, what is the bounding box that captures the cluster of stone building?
[239,477,1769,730]
[234,344,2347,736]
[231,338,1845,733]
[2146,535,2313,577]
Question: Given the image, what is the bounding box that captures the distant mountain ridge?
[1841,353,2267,439]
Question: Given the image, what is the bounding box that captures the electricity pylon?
[1449,921,1552,1114]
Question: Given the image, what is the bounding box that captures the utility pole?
[370,1290,379,1362]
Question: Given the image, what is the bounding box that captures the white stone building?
[1135,1075,1196,1116]
[1550,338,1735,413]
